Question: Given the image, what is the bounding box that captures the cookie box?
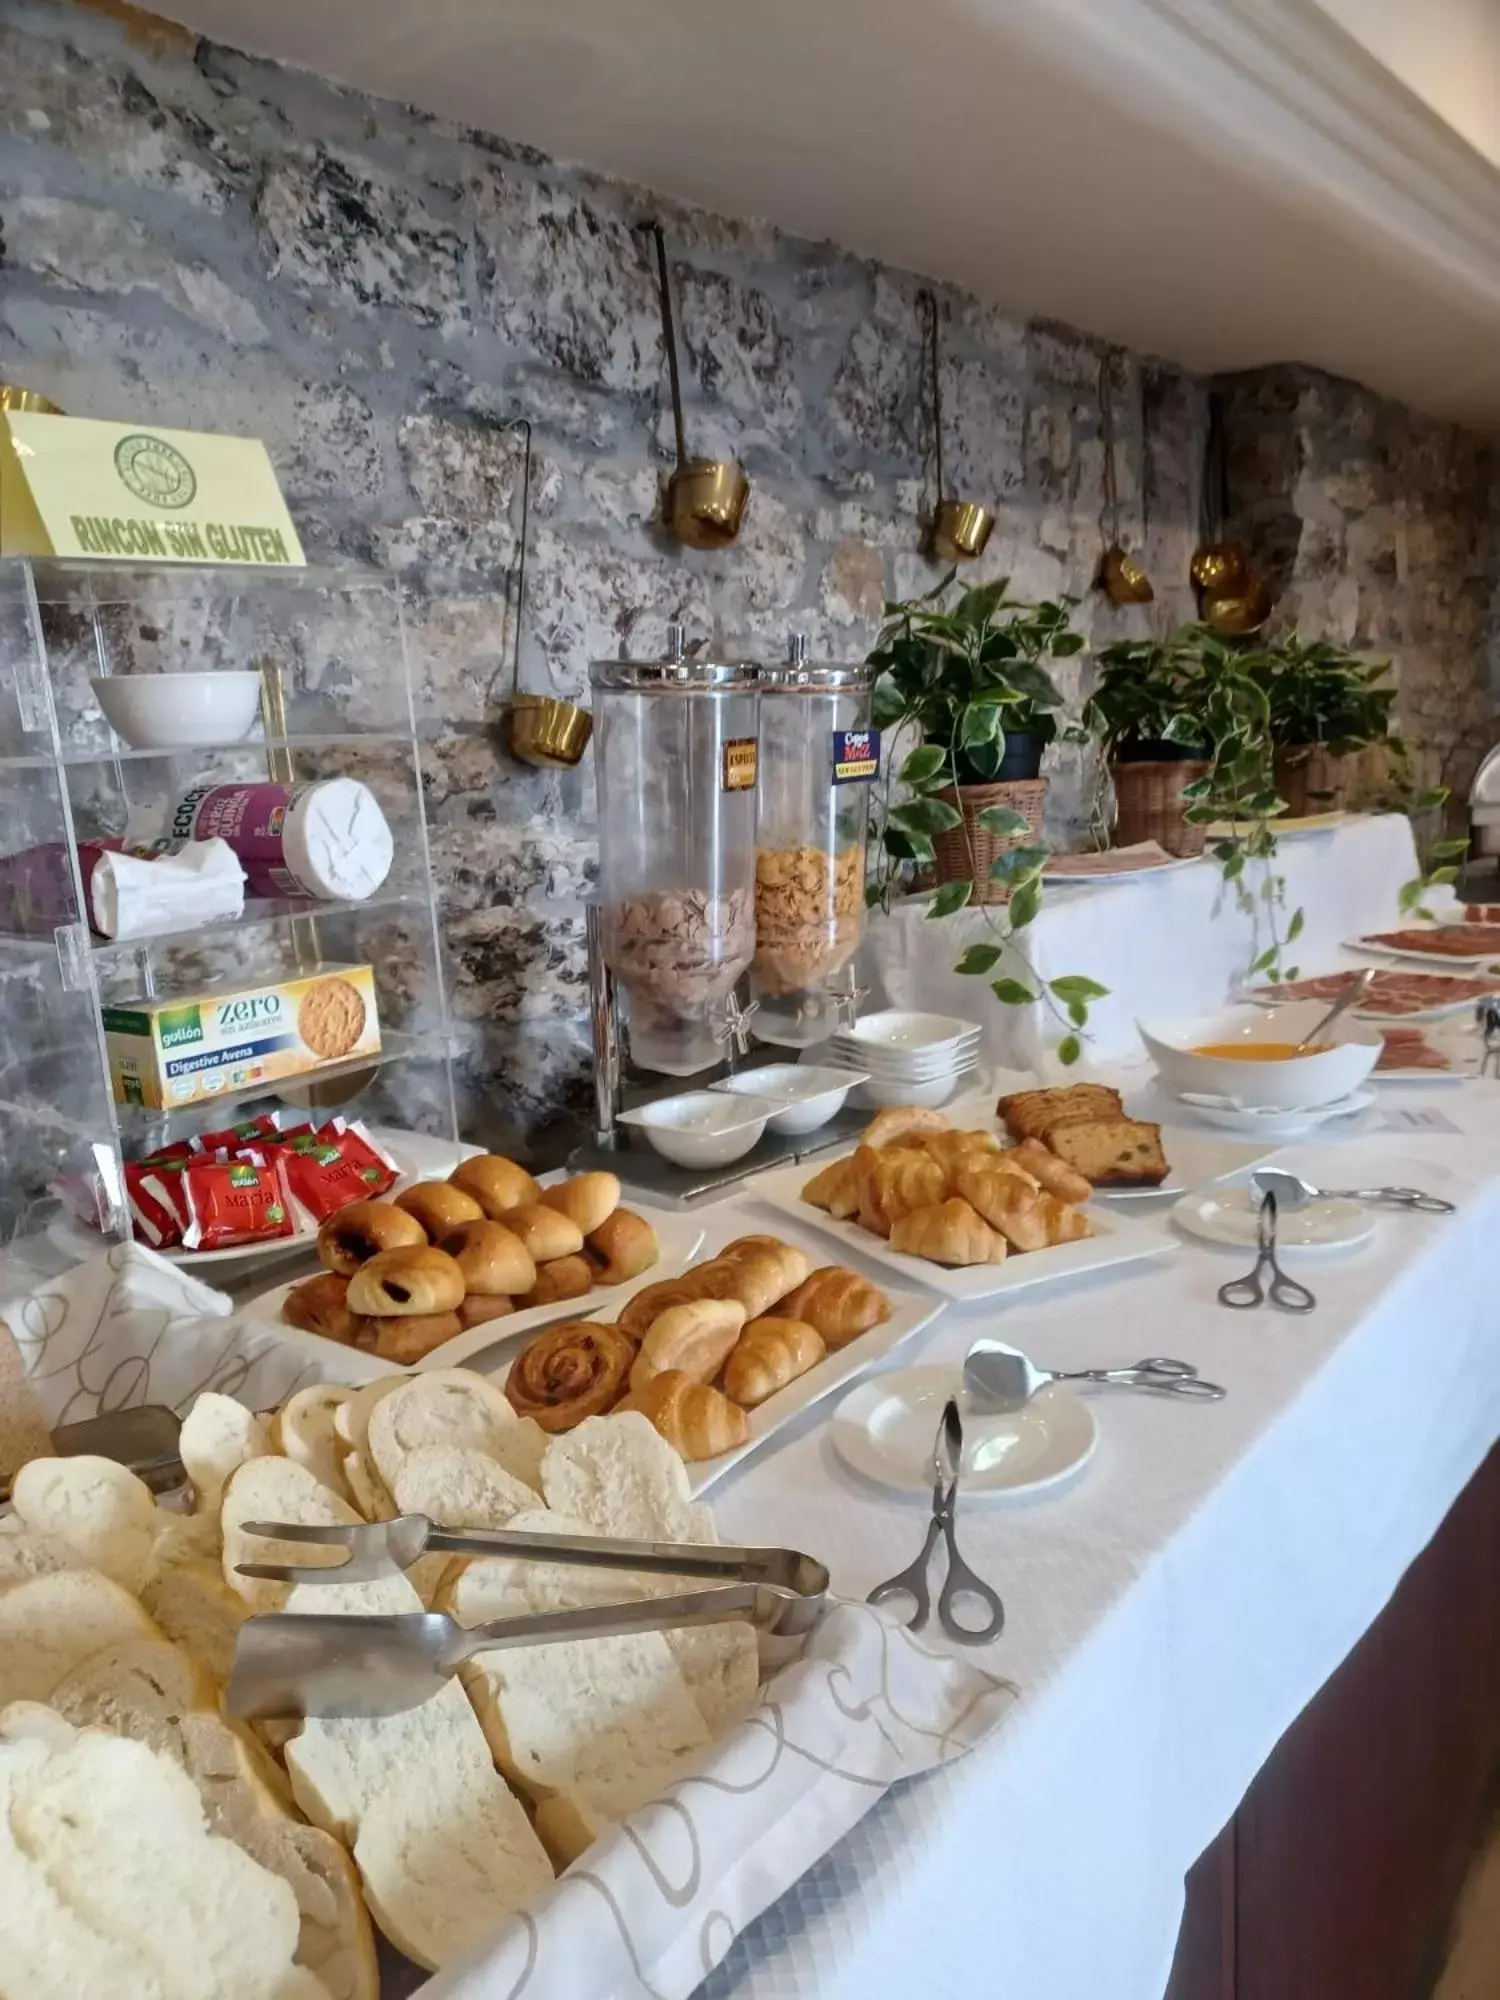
[102,961,381,1109]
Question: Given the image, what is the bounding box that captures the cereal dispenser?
[590,627,760,1076]
[751,636,876,1046]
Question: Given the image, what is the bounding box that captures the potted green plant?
[1084,624,1276,857]
[867,575,1082,903]
[1254,636,1398,816]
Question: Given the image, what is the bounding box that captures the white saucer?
[1175,1086,1377,1140]
[1171,1186,1374,1251]
[831,1366,1097,1499]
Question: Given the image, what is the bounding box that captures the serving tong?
[226,1517,827,1720]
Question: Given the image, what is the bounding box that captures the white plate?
[1346,934,1492,969]
[239,1195,707,1371]
[578,1210,943,1495]
[1177,1086,1377,1139]
[49,1127,479,1282]
[1171,1186,1374,1251]
[832,1366,1097,1498]
[746,1157,1175,1302]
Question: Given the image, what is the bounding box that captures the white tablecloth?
[699,1071,1500,2000]
[863,811,1422,1067]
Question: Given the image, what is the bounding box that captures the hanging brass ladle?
[919,291,993,562]
[642,221,749,550]
[1095,352,1153,605]
[1192,392,1268,634]
[503,418,592,769]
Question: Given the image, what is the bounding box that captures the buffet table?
[701,1079,1500,1997]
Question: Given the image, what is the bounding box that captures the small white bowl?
[92,671,262,749]
[617,1090,777,1168]
[1137,1001,1380,1110]
[710,1063,867,1135]
[831,1039,982,1080]
[827,1063,978,1109]
[838,1010,984,1057]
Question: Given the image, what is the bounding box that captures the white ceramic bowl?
[1137,1001,1380,1110]
[710,1063,866,1134]
[827,1063,978,1109]
[838,1010,984,1057]
[617,1090,776,1167]
[91,671,262,749]
[831,1040,982,1080]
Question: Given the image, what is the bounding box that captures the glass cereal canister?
[590,628,761,1076]
[751,638,877,1046]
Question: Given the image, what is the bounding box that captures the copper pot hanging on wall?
[919,290,993,562]
[641,221,749,550]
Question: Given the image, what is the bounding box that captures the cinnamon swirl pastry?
[504,1321,635,1433]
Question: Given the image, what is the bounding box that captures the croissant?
[1009,1139,1093,1206]
[888,1198,1007,1266]
[617,1277,712,1340]
[722,1317,826,1406]
[778,1267,892,1349]
[1035,1190,1091,1244]
[628,1370,749,1462]
[918,1130,1002,1180]
[506,1321,635,1431]
[629,1299,747,1394]
[585,1207,660,1285]
[801,1157,859,1220]
[703,1243,812,1319]
[860,1106,953,1149]
[954,1165,1049,1251]
[718,1234,790,1260]
[853,1144,947,1237]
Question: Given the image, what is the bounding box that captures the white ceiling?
[154,0,1500,426]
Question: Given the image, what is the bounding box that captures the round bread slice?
[364,1370,516,1499]
[333,1376,405,1460]
[50,1634,216,1756]
[220,1458,361,1614]
[180,1393,273,1514]
[276,1384,355,1500]
[392,1444,540,1531]
[139,1555,249,1687]
[10,1454,158,1593]
[0,1568,160,1705]
[0,1514,78,1591]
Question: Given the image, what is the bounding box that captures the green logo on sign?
[113,433,198,510]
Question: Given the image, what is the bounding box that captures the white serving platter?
[831,1366,1097,1499]
[238,1194,707,1373]
[745,1158,1176,1303]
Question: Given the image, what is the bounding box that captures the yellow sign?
[1,412,304,566]
[721,737,759,792]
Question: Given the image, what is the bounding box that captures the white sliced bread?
[50,1635,216,1751]
[339,1449,395,1524]
[0,1568,160,1705]
[151,1507,224,1564]
[0,1698,78,1749]
[363,1370,516,1499]
[142,1552,250,1685]
[283,1567,552,1972]
[276,1385,355,1500]
[2,1713,305,1999]
[391,1444,539,1529]
[484,1414,548,1494]
[0,1726,174,1999]
[540,1415,760,1732]
[221,1458,362,1614]
[10,1453,158,1592]
[446,1507,709,1855]
[332,1376,405,1460]
[181,1393,274,1514]
[0,1512,77,1590]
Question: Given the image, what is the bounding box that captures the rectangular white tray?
[585,1209,943,1495]
[745,1158,1176,1303]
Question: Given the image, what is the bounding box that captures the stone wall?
[0,0,1494,1149]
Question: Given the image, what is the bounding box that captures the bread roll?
[778,1267,892,1347]
[371,1311,463,1364]
[584,1208,660,1285]
[282,1271,363,1345]
[954,1164,1049,1250]
[393,1181,483,1237]
[629,1300,746,1395]
[1009,1138,1092,1205]
[456,1294,513,1332]
[504,1203,585,1263]
[506,1323,636,1432]
[539,1171,620,1235]
[516,1255,593,1310]
[437,1218,536,1296]
[347,1246,465,1317]
[800,1156,858,1219]
[449,1154,542,1217]
[888,1197,1006,1265]
[722,1317,825,1405]
[627,1372,749,1462]
[860,1106,953,1148]
[317,1199,426,1274]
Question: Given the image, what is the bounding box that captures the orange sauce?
[1192,1041,1312,1061]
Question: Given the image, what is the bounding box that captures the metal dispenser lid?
[590,621,760,692]
[757,630,874,692]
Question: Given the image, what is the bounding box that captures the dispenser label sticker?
[832,728,881,784]
[721,738,758,791]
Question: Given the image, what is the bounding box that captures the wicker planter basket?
[929,778,1048,905]
[1110,757,1211,858]
[1273,745,1362,818]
